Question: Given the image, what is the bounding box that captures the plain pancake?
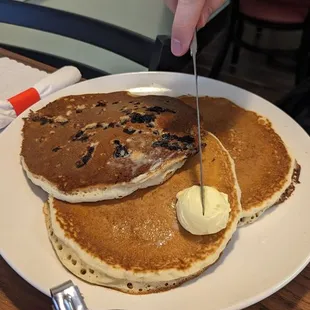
[21,92,203,203]
[179,95,297,225]
[44,132,242,294]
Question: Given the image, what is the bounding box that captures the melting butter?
[176,185,231,235]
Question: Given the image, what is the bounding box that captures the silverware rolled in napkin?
[0,66,81,130]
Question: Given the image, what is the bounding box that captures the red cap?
[8,87,40,116]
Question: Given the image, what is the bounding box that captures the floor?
[184,23,300,104]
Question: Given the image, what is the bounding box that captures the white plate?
[1,72,310,310]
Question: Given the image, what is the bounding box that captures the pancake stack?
[21,91,299,294]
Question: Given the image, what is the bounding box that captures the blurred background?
[0,0,309,104]
[0,0,174,74]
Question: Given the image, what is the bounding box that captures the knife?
[190,30,205,216]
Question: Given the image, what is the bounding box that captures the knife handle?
[190,29,198,56]
[50,280,89,310]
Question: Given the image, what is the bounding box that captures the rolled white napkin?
[0,66,81,130]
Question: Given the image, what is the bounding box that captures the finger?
[164,0,178,12]
[197,12,207,30]
[197,0,225,29]
[208,0,226,11]
[204,0,226,20]
[171,0,205,56]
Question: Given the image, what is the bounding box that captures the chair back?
[0,0,155,77]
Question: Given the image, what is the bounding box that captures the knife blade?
[190,30,205,216]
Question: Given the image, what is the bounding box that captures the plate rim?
[1,71,310,310]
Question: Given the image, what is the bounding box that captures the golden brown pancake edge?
[179,95,298,224]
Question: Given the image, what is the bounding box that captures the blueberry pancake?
[21,92,203,203]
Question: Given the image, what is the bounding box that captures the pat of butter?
[176,185,231,235]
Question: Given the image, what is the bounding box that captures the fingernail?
[171,38,183,56]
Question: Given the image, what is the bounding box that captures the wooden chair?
[209,0,310,85]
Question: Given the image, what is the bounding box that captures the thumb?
[171,0,205,56]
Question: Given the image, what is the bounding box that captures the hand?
[164,0,224,56]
